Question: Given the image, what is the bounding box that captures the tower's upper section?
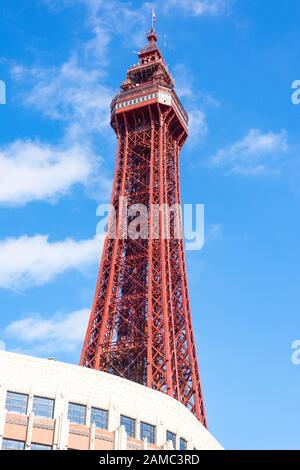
[110,27,188,138]
[122,28,174,91]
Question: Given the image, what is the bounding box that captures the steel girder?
[80,104,207,427]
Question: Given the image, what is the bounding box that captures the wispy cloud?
[16,0,226,145]
[209,129,289,176]
[189,109,208,143]
[4,308,89,355]
[8,0,226,210]
[12,57,112,140]
[173,64,220,144]
[9,2,150,206]
[0,235,103,290]
[0,139,101,206]
[173,64,195,100]
[173,64,208,143]
[1,56,113,206]
[163,0,229,16]
[206,223,223,241]
[44,0,151,52]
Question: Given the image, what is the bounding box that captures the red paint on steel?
[80,28,207,427]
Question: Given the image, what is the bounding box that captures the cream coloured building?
[0,351,222,451]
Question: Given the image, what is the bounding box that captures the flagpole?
[152,8,156,30]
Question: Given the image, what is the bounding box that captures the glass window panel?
[140,421,156,444]
[32,396,54,419]
[30,443,52,450]
[91,407,108,430]
[2,439,25,450]
[5,391,28,415]
[120,415,135,438]
[166,430,176,449]
[67,402,86,425]
[180,437,187,450]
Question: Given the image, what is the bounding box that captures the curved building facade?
[0,351,222,450]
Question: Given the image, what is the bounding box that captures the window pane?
[30,443,52,450]
[180,438,187,450]
[68,403,86,425]
[166,430,176,449]
[32,396,54,419]
[2,439,25,450]
[91,407,108,430]
[120,415,135,438]
[140,422,156,444]
[5,391,28,415]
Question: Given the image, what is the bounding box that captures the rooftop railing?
[111,83,188,124]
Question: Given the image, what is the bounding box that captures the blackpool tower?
[80,26,207,427]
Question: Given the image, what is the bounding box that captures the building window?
[2,439,25,450]
[140,421,156,444]
[91,407,108,430]
[5,391,28,415]
[166,430,176,449]
[32,396,54,419]
[30,443,52,450]
[180,438,187,450]
[68,402,86,425]
[120,415,135,438]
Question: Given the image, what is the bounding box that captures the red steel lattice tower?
[80,28,207,427]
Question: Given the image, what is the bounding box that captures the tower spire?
[152,7,157,30]
[146,27,158,44]
[147,8,158,44]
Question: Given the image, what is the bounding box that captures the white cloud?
[12,57,112,139]
[173,64,195,100]
[36,0,227,134]
[207,223,222,241]
[43,0,151,64]
[0,235,103,290]
[15,1,223,146]
[4,308,90,354]
[210,129,289,176]
[7,0,224,211]
[46,0,228,21]
[0,139,97,206]
[173,64,219,144]
[188,109,208,142]
[163,0,228,16]
[67,0,151,50]
[7,9,115,209]
[0,340,6,351]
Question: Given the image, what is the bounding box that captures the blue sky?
[0,0,300,450]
